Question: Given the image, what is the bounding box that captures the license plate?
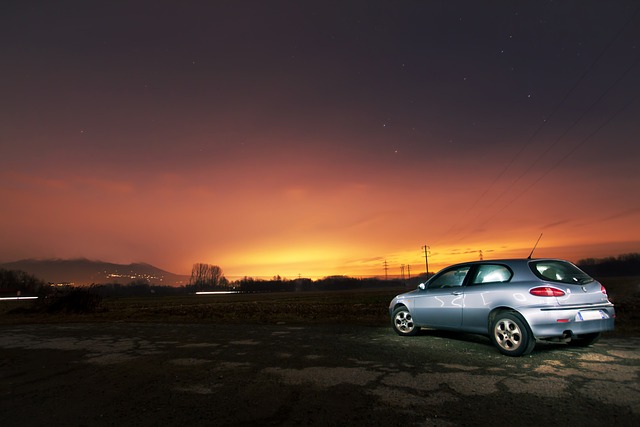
[576,310,606,321]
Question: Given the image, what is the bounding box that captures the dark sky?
[2,1,639,278]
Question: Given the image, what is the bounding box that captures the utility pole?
[383,260,389,280]
[422,245,430,277]
[400,264,405,280]
[479,250,483,261]
[407,264,411,279]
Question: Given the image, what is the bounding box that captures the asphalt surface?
[1,323,639,426]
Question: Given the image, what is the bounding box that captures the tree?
[188,263,228,290]
[0,268,48,295]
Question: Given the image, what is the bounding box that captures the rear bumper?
[521,304,615,339]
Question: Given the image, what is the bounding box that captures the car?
[389,258,615,356]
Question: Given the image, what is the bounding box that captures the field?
[0,286,403,325]
[1,277,638,335]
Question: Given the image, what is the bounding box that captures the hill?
[0,258,190,286]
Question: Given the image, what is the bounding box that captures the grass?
[1,277,638,336]
[602,277,640,336]
[0,287,406,326]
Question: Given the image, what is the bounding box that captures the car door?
[411,265,470,328]
[461,263,514,334]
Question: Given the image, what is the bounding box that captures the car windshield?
[530,260,594,284]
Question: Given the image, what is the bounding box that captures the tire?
[392,306,419,336]
[490,312,535,356]
[568,332,601,347]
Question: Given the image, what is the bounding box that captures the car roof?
[443,258,569,268]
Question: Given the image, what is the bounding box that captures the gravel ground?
[1,322,639,426]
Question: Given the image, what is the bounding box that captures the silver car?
[389,258,615,356]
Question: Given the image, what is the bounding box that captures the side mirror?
[418,283,426,290]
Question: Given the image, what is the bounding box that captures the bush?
[42,287,106,314]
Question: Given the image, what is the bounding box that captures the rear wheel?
[568,332,601,347]
[392,307,419,336]
[490,312,535,356]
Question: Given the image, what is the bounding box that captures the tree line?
[235,275,404,293]
[0,269,47,295]
[3,254,636,298]
[576,253,640,277]
[0,263,404,297]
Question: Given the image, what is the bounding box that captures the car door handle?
[451,291,463,295]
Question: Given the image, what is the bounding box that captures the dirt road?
[1,323,639,426]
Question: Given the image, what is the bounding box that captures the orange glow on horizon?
[2,164,639,281]
[2,3,639,281]
[209,237,640,281]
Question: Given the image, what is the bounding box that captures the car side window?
[427,266,470,289]
[470,264,512,285]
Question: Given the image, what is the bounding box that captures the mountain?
[0,258,190,286]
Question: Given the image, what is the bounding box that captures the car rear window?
[530,260,594,284]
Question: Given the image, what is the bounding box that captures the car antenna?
[527,233,543,259]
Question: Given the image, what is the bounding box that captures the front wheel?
[490,312,535,356]
[392,307,419,336]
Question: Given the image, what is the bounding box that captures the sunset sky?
[2,1,639,280]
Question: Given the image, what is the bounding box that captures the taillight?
[530,286,566,297]
[601,285,607,295]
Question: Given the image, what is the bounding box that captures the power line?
[433,5,640,248]
[485,54,640,216]
[485,90,640,223]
